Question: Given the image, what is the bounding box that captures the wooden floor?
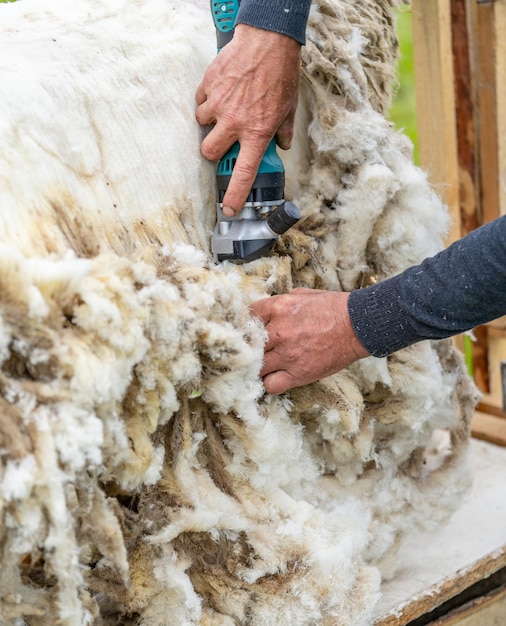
[373,438,506,625]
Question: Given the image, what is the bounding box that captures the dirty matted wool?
[0,1,477,625]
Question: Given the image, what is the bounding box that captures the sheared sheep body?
[0,1,476,624]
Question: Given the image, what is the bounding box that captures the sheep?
[0,1,476,624]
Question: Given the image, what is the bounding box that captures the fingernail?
[222,205,236,217]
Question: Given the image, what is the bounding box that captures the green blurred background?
[389,7,418,164]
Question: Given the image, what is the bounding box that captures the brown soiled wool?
[0,1,477,624]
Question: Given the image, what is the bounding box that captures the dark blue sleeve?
[348,216,506,357]
[236,0,312,45]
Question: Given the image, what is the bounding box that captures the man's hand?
[250,289,370,394]
[195,24,301,217]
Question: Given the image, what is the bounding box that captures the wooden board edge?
[374,547,506,625]
[472,410,506,447]
[431,583,506,625]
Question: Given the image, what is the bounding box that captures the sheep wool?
[0,0,477,625]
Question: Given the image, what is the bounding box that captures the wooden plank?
[477,335,506,415]
[472,411,506,446]
[475,2,500,224]
[496,0,506,217]
[450,0,480,236]
[411,0,460,244]
[469,0,506,414]
[432,585,506,625]
[373,439,506,625]
[475,403,506,420]
[375,550,506,625]
[485,315,506,335]
[449,1,490,394]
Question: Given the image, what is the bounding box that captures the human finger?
[259,342,284,376]
[262,370,298,395]
[195,99,215,127]
[199,121,238,163]
[249,297,273,325]
[221,139,269,215]
[275,109,296,151]
[195,80,207,106]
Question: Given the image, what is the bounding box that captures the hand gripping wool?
[0,1,477,625]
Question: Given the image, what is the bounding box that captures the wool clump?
[0,0,477,624]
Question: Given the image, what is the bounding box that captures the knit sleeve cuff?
[347,276,421,358]
[236,0,311,45]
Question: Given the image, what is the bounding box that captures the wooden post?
[450,0,480,237]
[472,0,506,412]
[411,0,461,244]
[411,0,488,384]
[449,0,491,393]
[475,1,500,225]
[411,0,506,426]
[495,0,506,217]
[455,0,494,395]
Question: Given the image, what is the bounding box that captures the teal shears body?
[209,0,300,262]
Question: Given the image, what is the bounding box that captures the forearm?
[349,216,506,357]
[236,0,312,44]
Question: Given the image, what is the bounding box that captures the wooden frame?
[370,9,506,625]
[412,0,506,443]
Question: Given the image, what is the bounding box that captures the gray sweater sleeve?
[348,216,506,357]
[236,0,312,45]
